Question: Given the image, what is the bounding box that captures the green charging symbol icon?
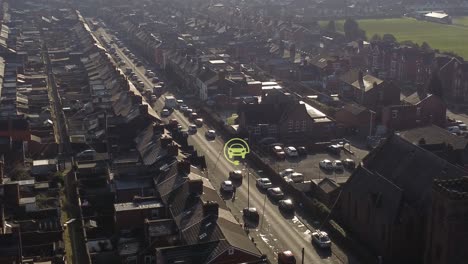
[224,138,250,165]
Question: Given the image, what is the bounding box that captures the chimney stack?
[0,156,4,185]
[177,160,191,175]
[153,123,165,135]
[188,176,203,196]
[203,201,219,218]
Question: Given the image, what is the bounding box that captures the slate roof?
[135,124,167,166]
[239,104,283,125]
[362,135,467,208]
[402,92,431,105]
[343,103,368,116]
[398,125,468,150]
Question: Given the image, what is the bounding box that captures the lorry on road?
[164,95,177,109]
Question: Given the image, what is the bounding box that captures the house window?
[151,209,159,219]
[302,120,307,131]
[288,120,293,133]
[391,110,398,119]
[228,248,235,255]
[253,126,261,135]
[416,107,421,116]
[268,125,277,134]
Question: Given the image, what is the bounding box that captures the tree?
[427,72,443,98]
[371,33,382,41]
[400,40,417,47]
[326,20,336,32]
[382,33,397,43]
[421,42,431,51]
[344,18,360,40]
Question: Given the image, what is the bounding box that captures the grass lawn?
[320,17,468,59]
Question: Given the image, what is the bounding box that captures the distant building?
[424,12,452,24]
[338,131,467,263]
[425,177,468,264]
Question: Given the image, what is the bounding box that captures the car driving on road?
[205,130,216,140]
[312,230,331,249]
[221,181,234,192]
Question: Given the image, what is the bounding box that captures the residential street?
[94,27,360,264]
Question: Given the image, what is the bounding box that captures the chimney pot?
[203,201,219,217]
[177,160,191,175]
[189,178,203,196]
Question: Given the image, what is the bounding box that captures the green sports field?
[320,17,468,59]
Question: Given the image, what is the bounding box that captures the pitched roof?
[362,135,467,207]
[402,92,431,105]
[398,125,468,150]
[351,74,383,92]
[239,104,283,125]
[342,103,368,116]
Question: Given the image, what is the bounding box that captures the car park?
[256,178,272,190]
[312,230,331,249]
[319,159,333,170]
[229,170,243,181]
[333,160,344,171]
[243,207,259,223]
[279,199,294,213]
[221,181,234,192]
[267,187,285,201]
[205,130,216,140]
[284,146,299,157]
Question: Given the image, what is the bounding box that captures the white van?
[448,126,461,135]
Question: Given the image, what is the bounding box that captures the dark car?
[229,170,243,182]
[278,251,296,264]
[242,207,259,223]
[327,144,341,155]
[343,158,356,170]
[279,199,295,213]
[267,187,285,201]
[297,146,307,156]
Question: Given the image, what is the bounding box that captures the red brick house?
[334,103,375,137]
[382,92,446,132]
[439,58,468,103]
[340,70,400,111]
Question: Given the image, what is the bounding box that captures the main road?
[93,25,357,264]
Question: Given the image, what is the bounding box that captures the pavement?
[93,26,361,264]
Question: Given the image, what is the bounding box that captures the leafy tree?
[371,33,382,41]
[326,20,336,32]
[421,42,431,51]
[344,18,360,40]
[382,34,397,43]
[427,72,443,98]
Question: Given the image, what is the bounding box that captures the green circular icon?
[224,138,250,165]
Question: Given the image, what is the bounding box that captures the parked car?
[189,112,198,121]
[205,130,216,140]
[279,199,295,213]
[278,251,296,264]
[267,187,285,201]
[184,108,193,117]
[229,170,243,181]
[176,99,184,107]
[343,158,356,169]
[284,146,299,157]
[76,149,96,160]
[319,159,333,170]
[285,172,304,183]
[272,145,286,160]
[152,77,159,83]
[221,181,234,192]
[333,160,344,171]
[256,178,272,190]
[242,207,259,223]
[179,104,189,112]
[169,119,178,126]
[279,168,294,177]
[161,109,170,117]
[459,123,467,131]
[447,126,461,135]
[297,146,307,156]
[188,124,197,134]
[327,144,341,155]
[312,230,331,249]
[194,118,203,127]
